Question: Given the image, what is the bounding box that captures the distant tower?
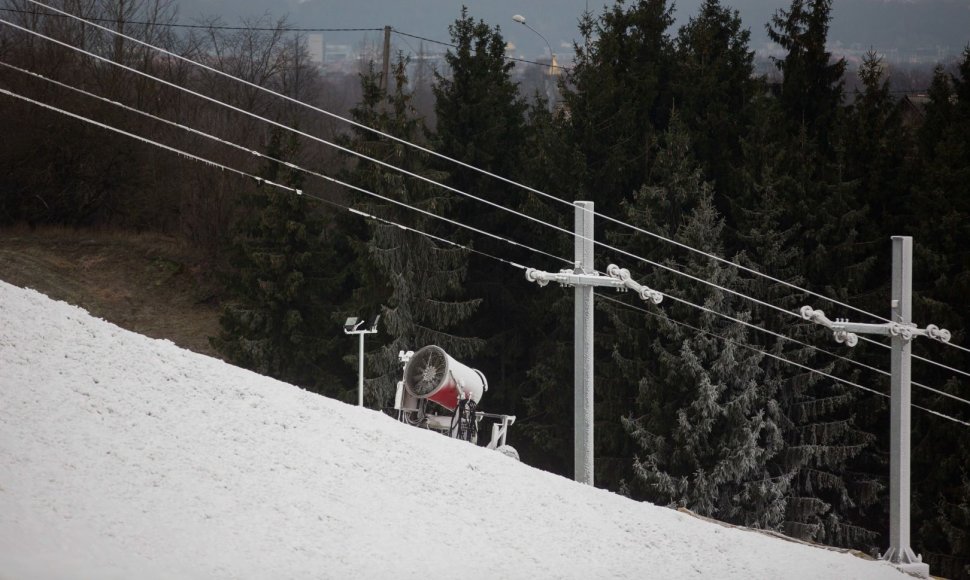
[546,54,561,77]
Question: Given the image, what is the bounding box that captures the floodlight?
[343,317,361,333]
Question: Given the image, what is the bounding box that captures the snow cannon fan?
[394,345,518,460]
[402,345,487,411]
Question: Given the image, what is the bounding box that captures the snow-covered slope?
[0,281,908,579]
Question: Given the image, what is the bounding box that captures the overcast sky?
[180,0,969,61]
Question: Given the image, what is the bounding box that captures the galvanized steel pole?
[800,236,949,578]
[574,201,595,485]
[525,202,662,487]
[883,236,928,576]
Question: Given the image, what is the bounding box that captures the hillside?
[0,227,221,357]
[0,280,913,579]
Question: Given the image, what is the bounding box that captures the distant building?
[307,34,324,66]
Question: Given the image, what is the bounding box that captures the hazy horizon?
[178,0,969,64]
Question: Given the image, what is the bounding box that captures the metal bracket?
[526,263,663,304]
[799,305,950,347]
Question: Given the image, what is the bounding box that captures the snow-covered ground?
[0,280,910,579]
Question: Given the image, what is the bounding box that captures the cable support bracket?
[799,305,950,347]
[526,263,663,304]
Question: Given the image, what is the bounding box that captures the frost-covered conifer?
[612,117,784,526]
[341,59,482,407]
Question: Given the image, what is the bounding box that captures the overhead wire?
[0,60,565,270]
[920,335,970,356]
[0,3,567,73]
[0,16,573,266]
[9,0,945,334]
[598,294,970,428]
[14,52,970,411]
[6,2,970,380]
[0,85,530,276]
[0,14,800,320]
[2,76,967,428]
[5,7,969,384]
[11,49,966,409]
[391,29,567,71]
[856,334,970,379]
[652,283,970,409]
[16,0,959,348]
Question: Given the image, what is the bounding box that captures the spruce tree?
[908,47,970,577]
[734,80,880,549]
[767,0,846,150]
[342,59,482,407]
[614,117,785,526]
[491,97,583,472]
[433,6,527,193]
[213,129,347,395]
[431,7,536,421]
[672,0,759,226]
[562,0,676,215]
[842,51,911,235]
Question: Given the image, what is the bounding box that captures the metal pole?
[574,201,595,485]
[380,25,392,92]
[358,332,365,407]
[886,235,921,566]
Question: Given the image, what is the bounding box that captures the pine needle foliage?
[213,129,346,394]
[342,59,483,407]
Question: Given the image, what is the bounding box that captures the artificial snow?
[0,280,910,579]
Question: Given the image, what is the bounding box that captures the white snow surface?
[0,280,909,580]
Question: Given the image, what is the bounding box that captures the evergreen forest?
[1,0,969,575]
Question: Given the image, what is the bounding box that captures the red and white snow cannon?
[394,345,518,460]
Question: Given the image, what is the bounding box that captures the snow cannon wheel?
[496,445,519,461]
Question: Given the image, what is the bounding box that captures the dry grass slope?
[0,226,222,357]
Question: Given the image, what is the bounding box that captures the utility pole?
[380,25,392,92]
[801,236,949,579]
[526,201,663,485]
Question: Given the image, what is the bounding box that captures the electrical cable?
[17,0,949,341]
[7,11,970,384]
[20,55,970,408]
[856,335,970,380]
[0,17,574,266]
[391,29,567,71]
[650,285,970,409]
[598,294,970,428]
[0,85,533,277]
[19,47,965,409]
[1,8,573,262]
[2,8,802,334]
[7,2,970,376]
[2,81,966,430]
[0,59,567,269]
[6,2,934,333]
[921,335,970,356]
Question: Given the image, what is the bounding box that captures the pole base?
[880,547,929,578]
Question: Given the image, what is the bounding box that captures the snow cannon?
[402,345,487,411]
[394,346,518,460]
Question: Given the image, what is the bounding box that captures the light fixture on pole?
[343,315,380,407]
[512,14,553,59]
